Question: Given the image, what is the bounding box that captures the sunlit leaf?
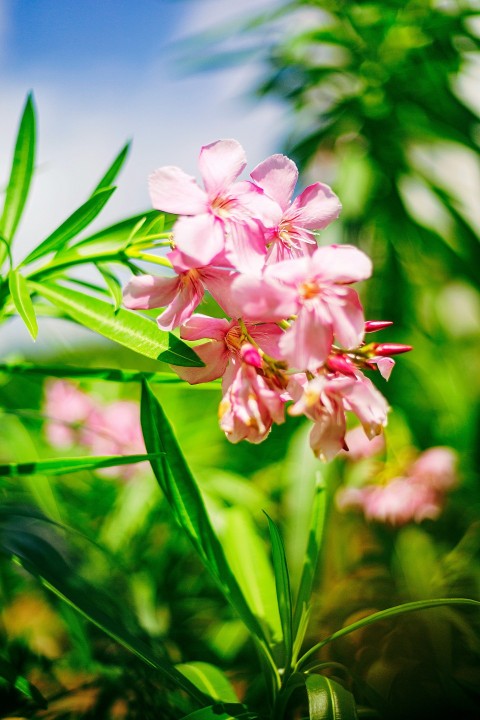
[265,512,293,666]
[181,704,257,720]
[93,141,130,193]
[22,187,116,265]
[96,262,123,310]
[28,280,204,366]
[176,662,239,703]
[0,93,36,264]
[8,268,38,339]
[0,452,164,477]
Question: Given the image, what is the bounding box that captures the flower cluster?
[337,438,458,525]
[124,140,411,460]
[44,380,146,480]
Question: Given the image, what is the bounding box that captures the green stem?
[126,249,173,268]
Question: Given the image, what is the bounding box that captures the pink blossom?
[44,379,96,447]
[123,250,238,331]
[250,154,341,262]
[343,425,386,460]
[172,314,283,386]
[219,360,286,444]
[408,447,458,492]
[232,244,372,371]
[149,139,278,272]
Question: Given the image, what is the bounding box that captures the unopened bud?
[240,343,263,368]
[326,354,357,376]
[373,343,413,356]
[365,320,394,332]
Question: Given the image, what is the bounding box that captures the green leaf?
[0,452,164,477]
[176,662,239,703]
[222,507,282,644]
[181,704,257,720]
[298,598,480,670]
[22,187,116,266]
[8,268,38,339]
[140,380,277,674]
[93,141,130,193]
[292,479,327,660]
[265,512,293,667]
[0,361,218,386]
[97,262,123,310]
[28,280,204,366]
[0,506,207,704]
[0,93,36,264]
[306,674,358,720]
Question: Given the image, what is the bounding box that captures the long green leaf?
[22,187,116,265]
[306,674,358,720]
[0,507,207,704]
[0,452,163,477]
[292,478,327,660]
[176,662,239,703]
[265,512,293,669]
[0,361,218,386]
[93,141,130,193]
[8,268,38,339]
[298,598,480,670]
[140,380,277,673]
[28,280,204,366]
[96,262,123,310]
[0,93,36,264]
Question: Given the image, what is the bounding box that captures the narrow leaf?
[306,674,358,720]
[0,452,164,478]
[97,262,123,310]
[140,380,276,670]
[93,141,130,193]
[22,187,116,265]
[0,93,36,262]
[265,512,293,667]
[28,280,204,366]
[8,268,38,339]
[181,704,257,720]
[176,662,239,703]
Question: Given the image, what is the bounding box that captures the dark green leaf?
[306,674,358,720]
[0,93,36,264]
[176,662,239,703]
[28,280,204,366]
[22,187,116,265]
[8,268,38,339]
[0,452,164,477]
[181,704,257,720]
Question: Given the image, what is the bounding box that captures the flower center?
[299,280,320,300]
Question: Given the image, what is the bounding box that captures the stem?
[125,249,173,268]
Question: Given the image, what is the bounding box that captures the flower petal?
[286,182,341,230]
[329,286,366,349]
[231,274,297,321]
[180,314,232,341]
[279,305,333,371]
[172,340,229,384]
[156,273,204,331]
[174,213,226,267]
[199,139,247,196]
[250,154,298,211]
[311,245,372,284]
[123,274,179,310]
[149,166,207,215]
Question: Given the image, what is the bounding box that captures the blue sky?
[0,0,286,352]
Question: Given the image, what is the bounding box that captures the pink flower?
[172,314,283,386]
[343,425,386,460]
[44,379,96,447]
[250,154,341,262]
[123,250,237,331]
[232,244,372,371]
[408,447,458,492]
[219,360,286,444]
[149,139,277,272]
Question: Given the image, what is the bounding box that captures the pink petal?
[231,274,297,321]
[156,273,204,331]
[233,180,282,226]
[280,305,333,371]
[286,182,341,230]
[149,166,207,215]
[224,219,267,274]
[328,287,366,349]
[265,255,310,287]
[174,213,226,267]
[199,139,247,196]
[311,245,372,284]
[180,314,232,341]
[250,154,298,211]
[309,404,347,461]
[200,267,242,318]
[172,340,229,384]
[342,375,389,439]
[248,322,284,359]
[123,274,180,310]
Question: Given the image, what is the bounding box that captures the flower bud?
[373,343,413,356]
[240,343,263,368]
[365,320,393,332]
[326,354,357,376]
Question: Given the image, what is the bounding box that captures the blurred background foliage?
[1,0,480,718]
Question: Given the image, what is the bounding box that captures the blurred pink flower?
[343,425,386,460]
[44,379,96,448]
[408,447,457,492]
